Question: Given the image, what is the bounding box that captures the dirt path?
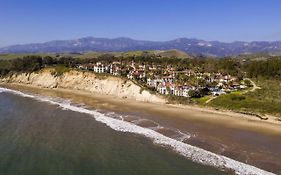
[205,96,217,104]
[243,78,261,93]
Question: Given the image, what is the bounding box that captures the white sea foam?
[0,87,276,175]
[175,130,191,141]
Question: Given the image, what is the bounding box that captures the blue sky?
[1,0,281,47]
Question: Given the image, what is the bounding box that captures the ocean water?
[0,87,277,175]
[0,89,226,175]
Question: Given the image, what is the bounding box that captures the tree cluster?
[245,57,281,79]
[1,54,280,81]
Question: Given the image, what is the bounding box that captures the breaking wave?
[0,87,275,175]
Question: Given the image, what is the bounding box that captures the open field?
[208,78,281,118]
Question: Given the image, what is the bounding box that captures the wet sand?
[1,83,281,174]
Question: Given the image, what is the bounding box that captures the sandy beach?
[1,83,281,136]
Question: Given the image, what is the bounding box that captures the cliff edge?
[1,68,166,104]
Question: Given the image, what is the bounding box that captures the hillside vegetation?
[209,79,281,118]
[0,50,191,61]
[207,58,281,118]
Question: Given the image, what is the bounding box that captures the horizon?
[1,0,281,47]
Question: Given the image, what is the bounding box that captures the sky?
[1,0,281,47]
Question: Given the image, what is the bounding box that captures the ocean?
[0,87,278,175]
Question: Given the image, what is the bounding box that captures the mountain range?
[1,37,281,57]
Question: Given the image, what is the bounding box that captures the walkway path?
[242,78,261,93]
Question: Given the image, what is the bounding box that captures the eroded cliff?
[1,69,166,104]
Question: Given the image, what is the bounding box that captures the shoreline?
[1,82,281,136]
[1,83,277,175]
[2,82,281,174]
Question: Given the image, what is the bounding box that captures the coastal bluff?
[1,69,166,104]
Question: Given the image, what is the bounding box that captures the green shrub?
[188,90,201,98]
[167,95,192,105]
[244,79,253,87]
[94,73,108,80]
[51,65,70,77]
[229,94,246,101]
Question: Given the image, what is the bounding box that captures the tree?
[188,90,201,98]
[43,56,54,66]
[199,87,210,96]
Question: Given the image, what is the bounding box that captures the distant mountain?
[1,37,281,57]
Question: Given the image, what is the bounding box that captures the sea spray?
[0,87,275,175]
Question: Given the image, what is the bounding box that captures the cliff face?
[1,69,166,104]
